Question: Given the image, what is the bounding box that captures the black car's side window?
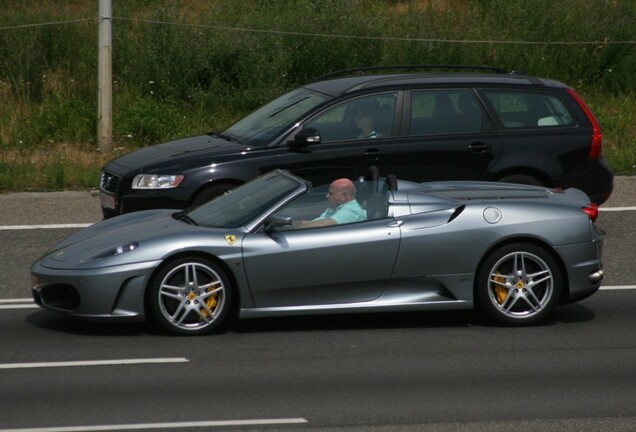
[409,90,484,136]
[304,93,397,142]
[481,90,575,129]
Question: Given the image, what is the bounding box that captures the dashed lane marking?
[0,418,309,432]
[0,358,189,370]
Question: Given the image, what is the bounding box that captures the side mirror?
[289,128,321,148]
[264,214,293,231]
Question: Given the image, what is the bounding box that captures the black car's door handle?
[468,142,492,153]
[364,149,384,159]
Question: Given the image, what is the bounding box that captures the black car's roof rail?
[312,65,513,82]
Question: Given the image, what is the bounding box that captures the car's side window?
[481,90,575,129]
[270,181,388,231]
[304,93,397,142]
[409,89,484,135]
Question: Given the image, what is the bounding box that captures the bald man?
[301,178,367,228]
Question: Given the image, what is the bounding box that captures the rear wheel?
[148,257,232,335]
[476,243,562,326]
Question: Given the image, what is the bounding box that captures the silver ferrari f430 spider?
[31,169,604,335]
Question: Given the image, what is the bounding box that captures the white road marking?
[600,206,636,212]
[0,224,92,230]
[0,358,189,370]
[0,299,38,310]
[0,304,38,309]
[0,418,309,432]
[600,285,636,290]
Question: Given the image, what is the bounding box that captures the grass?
[0,145,114,192]
[585,92,636,174]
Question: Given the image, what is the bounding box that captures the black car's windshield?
[186,171,305,228]
[223,87,330,147]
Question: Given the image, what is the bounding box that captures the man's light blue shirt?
[314,200,367,224]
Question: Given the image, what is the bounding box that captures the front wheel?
[476,243,562,326]
[148,257,232,335]
[191,183,237,207]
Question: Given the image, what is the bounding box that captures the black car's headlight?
[132,174,184,189]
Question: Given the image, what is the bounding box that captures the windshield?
[223,87,330,147]
[186,171,305,228]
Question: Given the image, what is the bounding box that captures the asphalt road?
[1,292,636,431]
[0,178,635,431]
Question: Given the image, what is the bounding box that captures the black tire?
[191,183,237,207]
[476,243,562,326]
[497,174,544,186]
[147,257,232,335]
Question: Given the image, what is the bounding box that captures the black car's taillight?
[582,203,599,223]
[567,89,603,159]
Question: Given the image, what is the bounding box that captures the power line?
[110,16,636,46]
[0,18,96,30]
[1,15,635,46]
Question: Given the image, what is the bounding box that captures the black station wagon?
[100,66,613,218]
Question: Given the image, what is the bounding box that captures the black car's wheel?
[191,183,237,207]
[148,257,232,335]
[497,174,544,186]
[476,243,562,326]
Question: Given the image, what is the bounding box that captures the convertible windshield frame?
[186,170,308,229]
[222,87,332,147]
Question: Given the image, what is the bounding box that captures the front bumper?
[100,188,195,219]
[31,260,160,322]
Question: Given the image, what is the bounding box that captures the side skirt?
[239,300,473,319]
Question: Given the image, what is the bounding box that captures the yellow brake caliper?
[493,272,508,305]
[201,290,218,318]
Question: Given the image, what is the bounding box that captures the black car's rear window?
[480,90,575,129]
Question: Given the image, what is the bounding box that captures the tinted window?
[409,90,484,135]
[482,90,574,129]
[224,88,330,147]
[305,93,397,142]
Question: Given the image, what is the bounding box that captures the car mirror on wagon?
[288,128,321,149]
[264,214,293,231]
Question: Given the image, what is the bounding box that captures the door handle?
[468,142,492,153]
[364,149,384,160]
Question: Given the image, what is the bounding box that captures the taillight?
[582,203,599,222]
[567,89,603,159]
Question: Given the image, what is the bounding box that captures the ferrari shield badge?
[225,235,236,246]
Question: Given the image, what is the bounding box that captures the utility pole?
[97,0,113,153]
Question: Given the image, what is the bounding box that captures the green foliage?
[114,90,187,145]
[0,0,634,190]
[585,91,636,174]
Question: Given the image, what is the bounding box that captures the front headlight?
[132,174,184,189]
[90,242,139,260]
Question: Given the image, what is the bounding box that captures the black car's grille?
[100,171,120,193]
